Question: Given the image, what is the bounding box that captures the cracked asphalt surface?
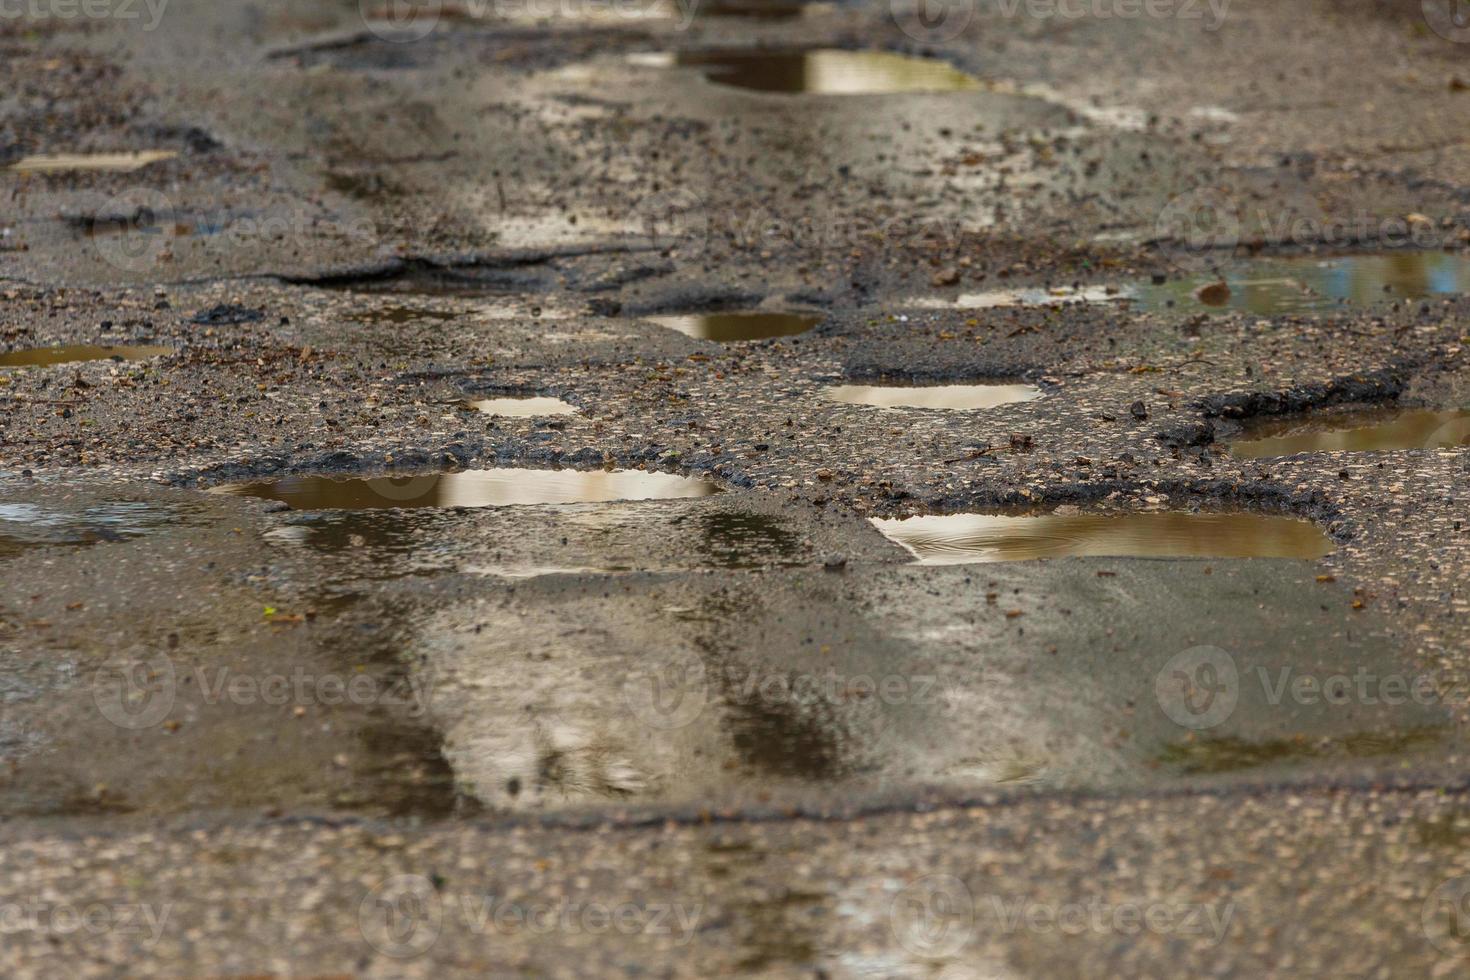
[5,0,1470,975]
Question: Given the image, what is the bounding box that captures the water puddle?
[638,50,981,95]
[214,468,720,510]
[1135,251,1470,314]
[1230,407,1470,458]
[872,512,1335,564]
[918,252,1470,314]
[466,397,578,418]
[0,345,172,368]
[826,383,1043,410]
[910,285,1124,310]
[7,151,177,174]
[646,311,821,342]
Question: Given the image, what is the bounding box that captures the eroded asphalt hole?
[917,251,1470,314]
[1230,407,1470,458]
[634,49,981,95]
[826,382,1043,410]
[465,397,579,418]
[646,311,822,342]
[213,468,720,510]
[0,345,172,368]
[1137,251,1470,314]
[871,511,1336,564]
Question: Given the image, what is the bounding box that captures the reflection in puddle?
[872,512,1335,564]
[646,311,821,342]
[920,252,1470,314]
[723,691,848,780]
[1231,407,1470,458]
[0,501,176,557]
[0,345,172,368]
[645,50,981,95]
[8,151,177,173]
[351,306,464,325]
[466,397,578,418]
[215,469,720,510]
[693,512,808,568]
[827,383,1043,410]
[1136,252,1470,314]
[1158,727,1445,775]
[912,285,1124,310]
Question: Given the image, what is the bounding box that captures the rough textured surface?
[3,0,1470,975]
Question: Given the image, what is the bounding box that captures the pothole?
[466,397,579,418]
[871,511,1336,564]
[826,383,1043,410]
[1230,407,1470,458]
[646,311,822,342]
[634,49,981,94]
[917,252,1470,314]
[214,469,720,510]
[0,345,172,368]
[1137,251,1470,314]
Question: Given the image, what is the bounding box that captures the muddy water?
[646,312,821,342]
[871,512,1335,564]
[650,50,981,95]
[826,383,1043,410]
[1137,251,1470,314]
[1231,407,1470,458]
[466,396,578,417]
[0,345,173,368]
[215,469,720,510]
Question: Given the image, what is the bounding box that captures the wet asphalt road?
[5,0,1470,975]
